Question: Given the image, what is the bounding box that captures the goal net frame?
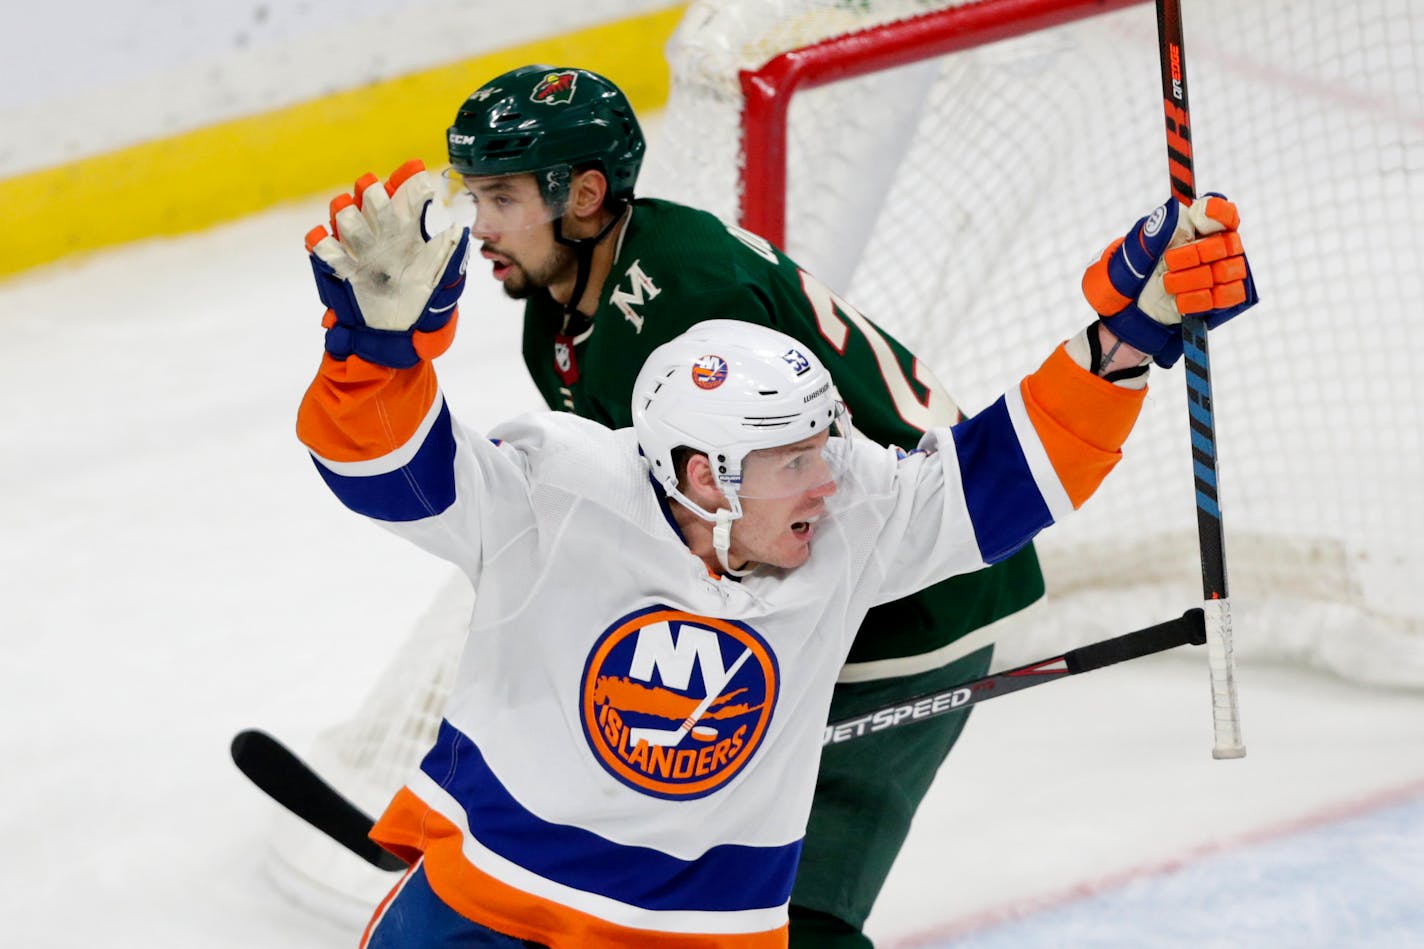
[735,0,1143,246]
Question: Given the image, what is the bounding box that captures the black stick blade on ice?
[230,728,405,871]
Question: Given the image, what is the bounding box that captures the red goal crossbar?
[738,0,1145,244]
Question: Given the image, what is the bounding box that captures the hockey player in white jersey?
[297,160,1256,948]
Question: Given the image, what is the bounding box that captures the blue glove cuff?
[1102,307,1179,367]
[323,324,417,369]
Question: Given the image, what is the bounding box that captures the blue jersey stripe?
[422,721,801,912]
[312,401,458,522]
[951,397,1053,563]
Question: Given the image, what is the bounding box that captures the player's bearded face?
[452,172,573,297]
[489,237,576,299]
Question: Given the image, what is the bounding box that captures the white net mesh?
[279,0,1424,919]
[644,0,1424,680]
[266,575,471,921]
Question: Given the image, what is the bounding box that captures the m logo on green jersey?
[611,260,661,333]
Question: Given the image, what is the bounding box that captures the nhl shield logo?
[552,334,579,385]
[580,606,779,800]
[531,70,578,106]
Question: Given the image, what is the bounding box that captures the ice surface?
[3,163,1423,949]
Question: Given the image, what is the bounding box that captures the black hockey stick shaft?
[230,729,406,871]
[823,609,1205,745]
[1158,0,1222,592]
[1156,0,1245,758]
[233,612,1205,870]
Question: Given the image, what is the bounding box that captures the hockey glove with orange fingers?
[306,159,471,369]
[1082,194,1258,368]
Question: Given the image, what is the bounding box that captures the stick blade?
[231,729,406,871]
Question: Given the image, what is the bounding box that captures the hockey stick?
[230,729,406,870]
[627,646,753,748]
[232,610,1205,871]
[1155,0,1246,759]
[822,608,1204,745]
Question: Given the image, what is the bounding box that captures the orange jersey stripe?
[372,788,789,949]
[1020,345,1147,508]
[296,354,439,463]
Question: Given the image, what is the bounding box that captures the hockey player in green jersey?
[445,64,1045,947]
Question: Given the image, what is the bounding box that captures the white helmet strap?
[663,479,754,578]
[712,508,753,578]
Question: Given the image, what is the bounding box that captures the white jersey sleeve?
[854,342,1149,605]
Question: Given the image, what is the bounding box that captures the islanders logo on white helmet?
[631,320,850,572]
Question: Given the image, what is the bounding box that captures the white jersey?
[297,342,1145,947]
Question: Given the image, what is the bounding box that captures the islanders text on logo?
[580,607,779,800]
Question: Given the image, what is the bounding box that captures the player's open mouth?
[790,514,822,539]
[482,248,514,280]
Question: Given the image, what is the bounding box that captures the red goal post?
[737,0,1143,245]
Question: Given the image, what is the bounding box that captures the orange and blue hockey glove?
[1082,194,1258,368]
[306,160,471,369]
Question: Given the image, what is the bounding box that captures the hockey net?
[271,0,1424,922]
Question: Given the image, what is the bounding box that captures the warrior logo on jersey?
[531,70,578,106]
[580,606,779,800]
[691,355,728,390]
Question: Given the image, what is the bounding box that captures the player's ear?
[681,452,722,507]
[568,168,609,220]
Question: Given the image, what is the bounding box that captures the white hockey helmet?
[632,320,849,570]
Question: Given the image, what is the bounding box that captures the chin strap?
[553,201,629,325]
[663,477,755,578]
[712,508,754,578]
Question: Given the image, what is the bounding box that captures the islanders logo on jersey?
[580,606,779,800]
[531,70,578,106]
[691,354,729,390]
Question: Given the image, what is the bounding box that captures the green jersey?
[522,198,1042,665]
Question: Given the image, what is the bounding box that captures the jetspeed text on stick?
[822,687,972,745]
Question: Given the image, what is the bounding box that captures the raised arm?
[295,161,533,577]
[876,193,1257,598]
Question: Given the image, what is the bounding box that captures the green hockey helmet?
[447,65,645,207]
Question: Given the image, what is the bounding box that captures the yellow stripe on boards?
[0,5,685,281]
